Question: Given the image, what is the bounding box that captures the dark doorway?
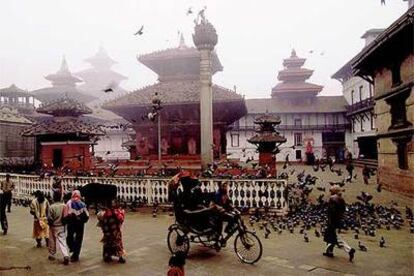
[357,136,378,160]
[295,150,302,160]
[53,148,63,168]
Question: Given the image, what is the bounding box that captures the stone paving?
[0,165,413,276]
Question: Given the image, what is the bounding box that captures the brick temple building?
[227,50,349,162]
[103,35,246,163]
[353,6,414,196]
[22,96,105,170]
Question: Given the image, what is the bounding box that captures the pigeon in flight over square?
[134,25,144,36]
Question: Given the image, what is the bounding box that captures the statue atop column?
[192,9,218,169]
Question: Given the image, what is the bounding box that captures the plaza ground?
[0,165,413,276]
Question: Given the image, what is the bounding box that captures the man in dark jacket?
[323,185,355,262]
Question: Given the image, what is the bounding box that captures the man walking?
[1,174,15,213]
[0,182,8,235]
[47,191,70,265]
[323,185,355,262]
[66,190,89,262]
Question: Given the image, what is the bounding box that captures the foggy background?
[0,0,407,99]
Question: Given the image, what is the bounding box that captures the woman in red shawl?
[97,200,126,263]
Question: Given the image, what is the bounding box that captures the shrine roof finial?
[178,33,187,49]
[59,55,69,73]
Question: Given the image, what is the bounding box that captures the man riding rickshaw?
[167,171,263,264]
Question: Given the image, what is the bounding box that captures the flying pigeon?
[134,25,144,35]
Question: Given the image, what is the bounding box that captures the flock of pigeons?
[242,161,414,255]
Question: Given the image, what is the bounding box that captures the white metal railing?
[0,173,288,211]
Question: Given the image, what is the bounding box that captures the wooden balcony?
[346,97,375,117]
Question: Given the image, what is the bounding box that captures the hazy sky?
[0,0,408,99]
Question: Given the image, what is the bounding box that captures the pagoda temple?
[22,96,105,170]
[32,56,96,103]
[272,49,323,100]
[75,46,128,103]
[248,114,286,175]
[103,35,247,161]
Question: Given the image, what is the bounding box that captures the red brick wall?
[40,144,92,170]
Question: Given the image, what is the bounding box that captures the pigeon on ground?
[379,236,386,247]
[358,241,368,252]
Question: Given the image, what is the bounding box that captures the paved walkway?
[1,165,413,276]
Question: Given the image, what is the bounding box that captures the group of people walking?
[1,174,127,266]
[1,168,359,273]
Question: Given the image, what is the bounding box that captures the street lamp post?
[157,113,161,163]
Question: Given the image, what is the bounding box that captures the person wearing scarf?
[30,190,50,247]
[97,200,126,263]
[65,190,89,262]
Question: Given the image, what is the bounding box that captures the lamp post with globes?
[144,93,162,163]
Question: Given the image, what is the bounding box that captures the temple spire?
[59,55,69,73]
[178,33,187,48]
[44,56,82,87]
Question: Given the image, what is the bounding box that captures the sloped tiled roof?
[37,96,92,117]
[103,80,244,109]
[0,106,32,124]
[21,117,105,137]
[246,96,348,114]
[32,86,96,103]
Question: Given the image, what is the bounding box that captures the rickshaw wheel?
[234,230,263,264]
[167,225,190,255]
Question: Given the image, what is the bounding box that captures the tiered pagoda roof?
[76,46,127,92]
[248,114,287,144]
[137,34,223,82]
[103,35,246,124]
[271,49,323,98]
[22,96,104,137]
[32,56,96,103]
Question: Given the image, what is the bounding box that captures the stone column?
[193,18,218,169]
[199,49,213,167]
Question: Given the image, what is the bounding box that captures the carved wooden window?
[387,96,408,130]
[397,142,408,170]
[391,62,402,87]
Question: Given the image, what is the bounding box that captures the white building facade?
[227,50,349,163]
[332,29,384,161]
